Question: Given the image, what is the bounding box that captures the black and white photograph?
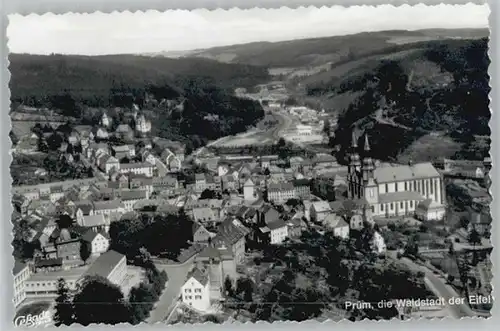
[7,3,492,326]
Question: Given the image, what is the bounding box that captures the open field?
[396,133,463,164]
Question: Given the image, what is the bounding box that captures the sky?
[7,4,489,55]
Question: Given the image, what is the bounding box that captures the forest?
[9,54,269,145]
[326,38,490,163]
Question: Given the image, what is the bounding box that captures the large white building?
[13,261,32,307]
[347,133,446,220]
[119,162,154,177]
[181,268,211,312]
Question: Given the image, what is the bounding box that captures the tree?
[285,198,300,208]
[404,241,419,257]
[136,246,153,268]
[54,278,74,326]
[224,276,234,297]
[468,226,481,247]
[236,277,254,302]
[56,214,74,229]
[200,189,216,200]
[47,133,63,151]
[12,219,35,260]
[459,216,470,229]
[468,226,481,265]
[128,282,157,324]
[73,275,130,325]
[79,240,91,265]
[338,200,357,223]
[204,314,222,324]
[264,167,271,176]
[447,275,455,284]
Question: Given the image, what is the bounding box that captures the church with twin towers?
[346,131,446,221]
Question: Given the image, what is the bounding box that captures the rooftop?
[120,162,153,170]
[378,191,426,204]
[185,267,209,286]
[374,162,440,183]
[27,266,87,282]
[82,250,125,280]
[93,199,123,210]
[82,214,107,227]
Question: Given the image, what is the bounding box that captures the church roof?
[374,162,440,183]
[378,191,425,204]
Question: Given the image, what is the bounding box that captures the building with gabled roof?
[81,230,110,256]
[181,267,211,312]
[80,250,126,286]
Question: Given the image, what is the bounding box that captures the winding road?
[387,251,476,318]
[146,262,194,324]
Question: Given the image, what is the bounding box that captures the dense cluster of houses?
[16,113,491,315]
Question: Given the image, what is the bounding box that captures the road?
[387,251,476,318]
[269,109,294,139]
[146,262,194,323]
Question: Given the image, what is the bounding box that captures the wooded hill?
[9,54,270,145]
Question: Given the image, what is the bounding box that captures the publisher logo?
[14,310,51,327]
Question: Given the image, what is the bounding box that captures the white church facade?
[347,132,446,221]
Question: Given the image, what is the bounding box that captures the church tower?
[362,134,375,183]
[348,131,362,199]
[362,134,378,207]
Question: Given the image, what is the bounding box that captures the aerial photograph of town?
[8,4,492,326]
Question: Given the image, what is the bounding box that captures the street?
[387,251,476,318]
[146,262,194,323]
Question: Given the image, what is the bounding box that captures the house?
[92,199,124,216]
[290,156,304,172]
[212,218,249,265]
[415,199,446,221]
[75,200,95,223]
[195,173,208,193]
[129,175,154,195]
[81,250,127,286]
[372,231,387,254]
[80,214,108,232]
[15,134,39,154]
[55,239,81,262]
[258,205,280,225]
[266,219,289,245]
[119,162,154,177]
[81,230,110,256]
[260,155,279,169]
[193,223,216,244]
[97,154,120,174]
[313,153,337,167]
[192,207,218,224]
[111,145,135,161]
[243,178,258,202]
[13,260,32,307]
[323,214,349,239]
[287,217,304,239]
[120,189,149,211]
[268,182,295,204]
[92,127,109,140]
[141,150,157,166]
[310,201,332,223]
[164,150,182,172]
[293,179,311,200]
[114,124,134,141]
[181,268,211,312]
[49,185,65,203]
